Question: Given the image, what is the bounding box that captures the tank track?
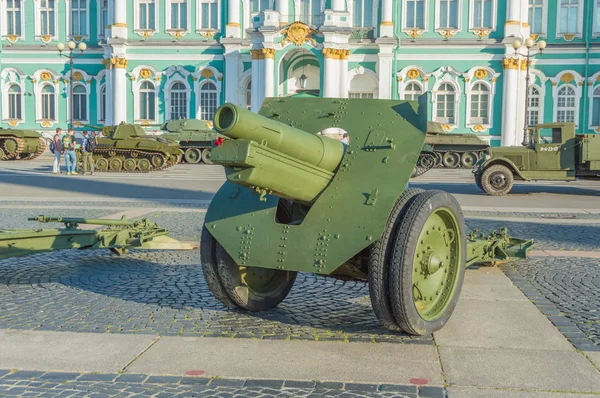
[412,153,436,178]
[431,149,487,169]
[88,147,179,173]
[0,136,25,161]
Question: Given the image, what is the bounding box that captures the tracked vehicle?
[0,128,47,161]
[201,97,534,335]
[85,123,183,173]
[160,119,224,164]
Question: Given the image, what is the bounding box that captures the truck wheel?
[369,188,424,332]
[481,164,514,196]
[200,226,240,309]
[389,190,466,336]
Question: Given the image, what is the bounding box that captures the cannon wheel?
[389,190,466,335]
[368,188,424,332]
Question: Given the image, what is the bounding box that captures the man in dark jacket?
[81,131,95,175]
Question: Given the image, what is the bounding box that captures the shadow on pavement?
[411,181,600,197]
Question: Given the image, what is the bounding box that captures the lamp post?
[56,41,87,129]
[512,37,546,146]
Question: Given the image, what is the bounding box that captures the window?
[556,85,576,123]
[435,83,456,124]
[139,81,156,120]
[6,0,22,36]
[353,0,373,28]
[70,0,87,36]
[403,81,423,100]
[591,86,600,126]
[299,0,322,26]
[138,0,156,30]
[250,0,270,13]
[199,0,218,29]
[527,86,541,126]
[169,82,187,120]
[100,0,109,35]
[528,0,543,34]
[438,0,458,29]
[559,0,579,34]
[469,82,489,125]
[39,0,55,36]
[472,0,492,28]
[199,82,217,121]
[246,81,252,110]
[349,92,375,98]
[170,0,188,30]
[405,0,425,28]
[41,84,56,120]
[72,84,87,121]
[7,84,22,120]
[99,85,106,121]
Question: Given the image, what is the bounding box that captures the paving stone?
[144,375,182,384]
[242,379,285,388]
[76,373,118,382]
[38,372,81,381]
[113,374,147,383]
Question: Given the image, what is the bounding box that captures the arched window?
[139,81,156,120]
[250,0,270,13]
[349,73,377,98]
[527,86,541,126]
[199,81,217,121]
[556,85,576,123]
[99,84,106,121]
[592,86,600,126]
[169,81,187,120]
[353,0,373,28]
[403,81,423,100]
[72,84,87,121]
[41,84,56,120]
[435,83,455,124]
[299,0,322,26]
[246,80,252,110]
[469,82,489,125]
[8,84,22,120]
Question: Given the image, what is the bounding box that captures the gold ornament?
[530,34,539,40]
[406,69,420,80]
[201,69,214,79]
[560,73,574,84]
[405,29,424,39]
[281,22,318,47]
[472,29,491,39]
[501,57,519,70]
[7,119,18,127]
[474,69,488,80]
[140,68,152,79]
[40,72,52,81]
[563,34,575,41]
[41,121,51,127]
[472,124,486,132]
[250,48,276,60]
[111,57,128,69]
[72,71,84,81]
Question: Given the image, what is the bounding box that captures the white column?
[500,57,519,146]
[264,50,275,98]
[111,57,127,124]
[103,60,113,125]
[377,52,393,99]
[332,0,345,11]
[277,0,289,26]
[323,49,339,98]
[339,50,349,98]
[504,0,521,37]
[226,0,241,38]
[112,0,128,38]
[224,51,240,104]
[515,59,528,144]
[380,0,393,37]
[250,50,265,112]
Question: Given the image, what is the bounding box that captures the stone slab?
[448,387,600,398]
[586,352,600,370]
[460,267,527,302]
[127,336,444,385]
[0,330,157,373]
[439,346,600,392]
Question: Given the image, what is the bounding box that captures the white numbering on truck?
[540,146,560,151]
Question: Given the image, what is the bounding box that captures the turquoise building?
[0,0,599,147]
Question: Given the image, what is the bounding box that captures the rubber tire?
[368,188,424,332]
[481,164,514,196]
[200,225,240,309]
[389,190,467,336]
[474,172,484,192]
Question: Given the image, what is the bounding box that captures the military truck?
[0,128,47,161]
[160,119,224,164]
[474,122,600,196]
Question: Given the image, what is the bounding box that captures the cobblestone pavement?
[0,370,446,398]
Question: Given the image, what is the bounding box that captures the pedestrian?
[62,128,78,175]
[341,133,349,145]
[49,130,63,174]
[81,131,96,175]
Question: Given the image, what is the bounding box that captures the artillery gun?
[0,215,194,260]
[0,128,47,161]
[201,97,534,335]
[81,123,183,173]
[159,119,225,164]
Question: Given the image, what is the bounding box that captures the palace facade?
[0,0,599,146]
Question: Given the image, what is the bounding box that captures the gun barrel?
[28,216,136,226]
[213,103,344,173]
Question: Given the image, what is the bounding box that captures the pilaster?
[102,58,113,125]
[276,0,289,26]
[500,57,520,146]
[339,50,349,98]
[111,0,128,39]
[376,39,397,99]
[250,49,275,111]
[226,0,241,38]
[323,48,347,98]
[224,51,241,104]
[111,56,128,124]
[380,0,394,37]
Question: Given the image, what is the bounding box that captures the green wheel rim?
[138,159,151,171]
[239,266,289,298]
[412,207,462,321]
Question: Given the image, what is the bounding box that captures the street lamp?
[512,37,546,146]
[56,40,87,129]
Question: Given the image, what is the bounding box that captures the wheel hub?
[489,172,507,189]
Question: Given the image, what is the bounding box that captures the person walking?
[81,131,96,175]
[50,131,63,174]
[62,129,78,175]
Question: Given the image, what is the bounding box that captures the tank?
[83,123,184,173]
[424,121,489,168]
[160,119,225,164]
[0,128,47,161]
[201,98,534,336]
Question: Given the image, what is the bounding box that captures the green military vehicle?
[474,122,600,196]
[160,119,224,164]
[0,128,47,161]
[83,122,183,173]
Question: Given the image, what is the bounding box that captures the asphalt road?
[1,153,599,210]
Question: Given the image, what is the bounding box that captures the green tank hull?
[0,128,47,161]
[160,119,225,164]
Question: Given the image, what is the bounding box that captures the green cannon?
[202,97,534,336]
[0,216,195,259]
